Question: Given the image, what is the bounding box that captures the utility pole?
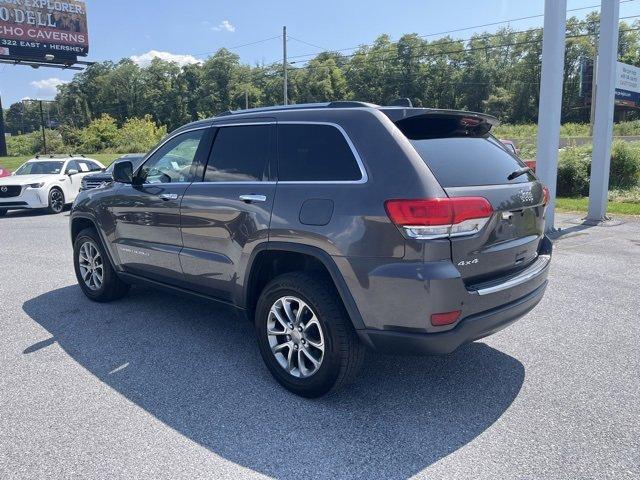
[245,90,249,109]
[0,93,7,157]
[38,100,47,155]
[587,0,620,222]
[283,26,288,105]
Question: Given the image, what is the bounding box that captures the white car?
[0,156,105,216]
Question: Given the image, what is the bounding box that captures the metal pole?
[0,93,7,157]
[245,90,249,109]
[587,0,620,222]
[39,100,47,155]
[589,56,597,137]
[283,26,288,105]
[536,0,567,232]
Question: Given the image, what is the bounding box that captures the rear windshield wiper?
[507,167,532,181]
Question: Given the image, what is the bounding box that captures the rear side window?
[205,125,274,182]
[278,124,362,182]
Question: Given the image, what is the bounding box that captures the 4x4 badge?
[457,258,479,266]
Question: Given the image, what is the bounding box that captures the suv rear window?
[278,124,362,182]
[397,115,534,187]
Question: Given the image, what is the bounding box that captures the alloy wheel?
[267,296,325,378]
[78,241,104,291]
[50,190,64,213]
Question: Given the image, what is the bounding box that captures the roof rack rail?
[33,153,86,160]
[218,101,379,116]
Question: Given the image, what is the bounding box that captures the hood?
[0,174,64,186]
[82,172,112,182]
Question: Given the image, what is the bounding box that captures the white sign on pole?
[615,61,640,106]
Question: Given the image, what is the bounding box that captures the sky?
[1,0,640,106]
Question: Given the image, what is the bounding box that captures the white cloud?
[212,20,235,32]
[130,50,202,67]
[30,78,68,97]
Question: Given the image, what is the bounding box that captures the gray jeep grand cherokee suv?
[70,102,552,397]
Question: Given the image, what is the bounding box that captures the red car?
[0,165,10,178]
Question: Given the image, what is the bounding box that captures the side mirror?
[112,161,133,184]
[67,169,79,176]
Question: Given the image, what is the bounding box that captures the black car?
[70,102,551,397]
[80,154,145,191]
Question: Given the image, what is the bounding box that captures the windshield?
[15,161,64,175]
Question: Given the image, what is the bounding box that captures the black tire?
[0,209,6,217]
[255,271,365,398]
[73,227,130,302]
[46,187,65,214]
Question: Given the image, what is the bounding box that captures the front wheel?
[73,228,130,302]
[46,188,65,214]
[255,272,365,398]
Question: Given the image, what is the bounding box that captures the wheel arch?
[243,242,365,330]
[70,213,120,272]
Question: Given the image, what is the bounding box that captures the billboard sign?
[0,0,88,63]
[615,61,640,108]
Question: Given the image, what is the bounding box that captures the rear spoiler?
[380,108,500,139]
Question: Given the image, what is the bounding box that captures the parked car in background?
[70,102,551,397]
[80,154,145,191]
[0,155,105,216]
[0,165,10,178]
[500,139,519,156]
[500,139,536,172]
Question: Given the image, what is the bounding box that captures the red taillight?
[385,197,493,239]
[542,186,550,206]
[431,310,461,326]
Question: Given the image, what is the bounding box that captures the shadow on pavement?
[23,285,525,479]
[0,208,70,219]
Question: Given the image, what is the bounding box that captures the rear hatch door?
[392,111,546,285]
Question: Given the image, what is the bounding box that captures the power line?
[285,1,639,63]
[287,35,328,51]
[284,27,640,77]
[186,35,283,58]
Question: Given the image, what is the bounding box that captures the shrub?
[79,114,119,153]
[557,145,592,196]
[6,129,64,156]
[114,115,167,154]
[610,141,640,189]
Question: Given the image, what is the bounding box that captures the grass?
[556,196,640,216]
[0,153,121,172]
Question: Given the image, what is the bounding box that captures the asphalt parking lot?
[0,209,638,479]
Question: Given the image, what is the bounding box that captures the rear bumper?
[335,236,552,354]
[357,280,547,355]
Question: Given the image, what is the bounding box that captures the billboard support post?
[587,0,620,222]
[536,0,567,232]
[0,93,7,157]
[39,100,47,155]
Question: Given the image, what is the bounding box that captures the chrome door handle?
[239,194,267,203]
[159,193,179,201]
